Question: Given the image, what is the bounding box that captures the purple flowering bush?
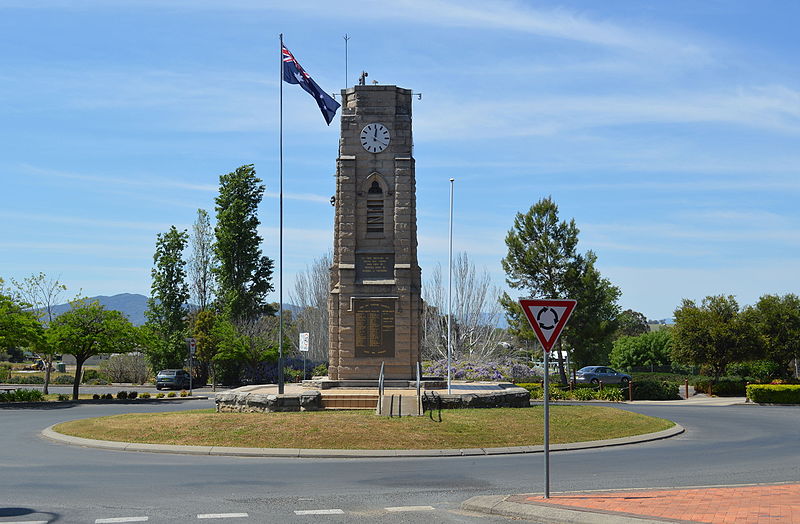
[423,359,542,383]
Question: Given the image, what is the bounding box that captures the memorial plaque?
[356,253,394,280]
[354,298,395,357]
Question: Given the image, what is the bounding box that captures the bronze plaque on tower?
[354,298,395,357]
[356,253,394,280]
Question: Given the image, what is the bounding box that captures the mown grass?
[53,406,674,449]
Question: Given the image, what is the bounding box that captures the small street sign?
[186,337,197,356]
[299,333,310,353]
[519,299,577,352]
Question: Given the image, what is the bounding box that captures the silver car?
[575,366,631,386]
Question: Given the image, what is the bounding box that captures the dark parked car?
[575,366,631,386]
[156,369,191,390]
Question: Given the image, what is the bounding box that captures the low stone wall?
[215,391,322,413]
[422,386,530,410]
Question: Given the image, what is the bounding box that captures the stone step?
[320,393,379,409]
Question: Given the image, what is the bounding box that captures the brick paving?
[513,483,800,523]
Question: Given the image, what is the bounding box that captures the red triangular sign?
[518,299,577,352]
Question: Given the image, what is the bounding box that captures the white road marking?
[95,518,149,523]
[385,505,435,512]
[196,513,249,519]
[293,509,345,515]
[1,521,49,524]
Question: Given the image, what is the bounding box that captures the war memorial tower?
[327,84,422,381]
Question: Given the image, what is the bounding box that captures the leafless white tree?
[287,251,331,362]
[11,272,68,394]
[189,208,215,311]
[422,252,503,362]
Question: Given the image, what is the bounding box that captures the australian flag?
[282,44,340,125]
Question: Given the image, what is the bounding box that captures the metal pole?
[189,344,193,397]
[543,345,550,498]
[278,33,285,395]
[447,178,454,394]
[343,34,350,88]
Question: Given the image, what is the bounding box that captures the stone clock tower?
[328,85,422,381]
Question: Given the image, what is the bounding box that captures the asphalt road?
[1,400,798,523]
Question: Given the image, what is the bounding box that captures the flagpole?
[343,34,350,88]
[447,177,454,394]
[278,33,285,395]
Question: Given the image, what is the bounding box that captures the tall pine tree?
[213,165,275,322]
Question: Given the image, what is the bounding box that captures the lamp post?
[447,178,454,394]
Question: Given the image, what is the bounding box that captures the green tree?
[615,309,650,339]
[213,165,275,322]
[189,208,216,311]
[751,293,800,378]
[49,299,136,399]
[0,291,44,360]
[11,272,67,393]
[212,317,278,384]
[501,197,620,383]
[672,295,759,382]
[192,309,219,387]
[564,253,621,368]
[610,329,673,371]
[145,226,190,372]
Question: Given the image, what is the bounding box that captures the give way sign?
[519,299,577,352]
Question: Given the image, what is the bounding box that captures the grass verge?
[53,406,674,449]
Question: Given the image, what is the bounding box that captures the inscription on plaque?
[354,299,395,357]
[356,253,394,280]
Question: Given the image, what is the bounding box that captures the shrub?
[156,392,165,398]
[127,391,138,399]
[573,388,596,401]
[0,388,45,402]
[0,364,11,382]
[728,360,783,383]
[81,369,104,383]
[747,384,800,404]
[167,391,176,397]
[548,385,567,400]
[692,378,747,397]
[283,367,302,383]
[139,392,150,399]
[57,393,71,401]
[597,387,625,402]
[116,390,128,400]
[84,378,109,385]
[312,363,328,377]
[93,394,101,400]
[631,379,679,400]
[423,359,542,383]
[53,374,75,384]
[103,393,113,400]
[179,390,188,397]
[100,353,149,384]
[10,375,45,384]
[517,383,543,399]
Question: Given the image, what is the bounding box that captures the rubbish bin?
[56,362,66,373]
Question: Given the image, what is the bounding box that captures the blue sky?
[2,1,799,320]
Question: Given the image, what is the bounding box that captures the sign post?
[519,299,576,499]
[185,337,197,396]
[299,332,309,381]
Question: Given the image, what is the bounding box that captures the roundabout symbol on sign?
[536,307,559,331]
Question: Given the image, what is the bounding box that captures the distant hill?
[50,293,150,326]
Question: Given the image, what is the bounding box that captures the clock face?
[360,123,390,153]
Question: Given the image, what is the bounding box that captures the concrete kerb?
[461,494,667,524]
[40,423,684,458]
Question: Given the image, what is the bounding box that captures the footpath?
[463,482,800,523]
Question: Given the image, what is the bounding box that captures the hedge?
[630,379,680,400]
[746,384,800,404]
[692,378,747,397]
